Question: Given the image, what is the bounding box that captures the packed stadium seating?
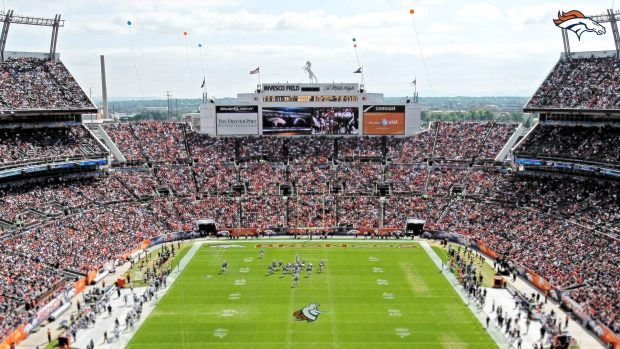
[525,56,620,110]
[0,126,107,170]
[0,57,94,111]
[515,124,620,166]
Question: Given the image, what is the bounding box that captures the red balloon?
[409,9,415,14]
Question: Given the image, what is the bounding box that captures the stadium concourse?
[0,53,619,349]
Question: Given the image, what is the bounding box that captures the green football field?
[127,241,497,349]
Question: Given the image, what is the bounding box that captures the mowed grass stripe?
[127,242,498,349]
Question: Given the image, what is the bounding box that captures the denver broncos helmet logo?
[293,303,322,322]
[554,10,606,40]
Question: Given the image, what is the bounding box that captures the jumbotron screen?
[262,107,359,135]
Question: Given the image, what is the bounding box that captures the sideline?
[75,241,205,349]
[419,241,512,349]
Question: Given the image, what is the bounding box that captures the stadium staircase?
[429,122,440,159]
[472,123,494,163]
[128,124,149,164]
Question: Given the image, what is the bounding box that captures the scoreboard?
[201,82,420,136]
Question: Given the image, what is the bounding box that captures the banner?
[524,268,553,292]
[363,105,405,135]
[121,239,152,259]
[230,228,259,236]
[216,106,259,135]
[476,240,500,260]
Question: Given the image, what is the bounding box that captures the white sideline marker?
[376,279,389,286]
[240,267,250,273]
[234,279,246,286]
[373,267,384,273]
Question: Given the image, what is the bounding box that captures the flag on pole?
[353,66,363,74]
[410,78,417,86]
[250,67,260,75]
[200,77,206,88]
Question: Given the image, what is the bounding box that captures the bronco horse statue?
[302,61,318,83]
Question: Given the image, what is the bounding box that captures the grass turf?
[127,241,498,349]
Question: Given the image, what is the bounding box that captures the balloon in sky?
[183,31,188,37]
[198,43,202,48]
[352,38,356,42]
[127,20,132,26]
[409,9,415,14]
[354,44,357,48]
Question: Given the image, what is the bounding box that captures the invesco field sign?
[216,106,259,135]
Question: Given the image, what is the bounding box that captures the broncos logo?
[554,10,606,40]
[293,303,322,322]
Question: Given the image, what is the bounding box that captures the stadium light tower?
[0,10,64,62]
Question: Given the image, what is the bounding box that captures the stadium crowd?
[526,56,620,110]
[515,124,620,166]
[0,126,106,169]
[0,57,94,111]
[1,119,620,343]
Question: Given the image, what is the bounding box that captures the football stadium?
[0,2,619,349]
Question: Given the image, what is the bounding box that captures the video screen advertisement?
[363,105,405,135]
[262,107,359,135]
[216,106,259,135]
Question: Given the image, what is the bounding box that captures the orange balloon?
[409,9,415,14]
[354,44,357,48]
[183,31,188,36]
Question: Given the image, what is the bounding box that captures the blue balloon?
[127,20,132,26]
[352,37,356,42]
[198,44,202,48]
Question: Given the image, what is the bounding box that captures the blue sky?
[2,0,618,98]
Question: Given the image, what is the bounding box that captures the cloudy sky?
[2,0,617,98]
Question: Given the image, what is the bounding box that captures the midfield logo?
[293,303,323,322]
